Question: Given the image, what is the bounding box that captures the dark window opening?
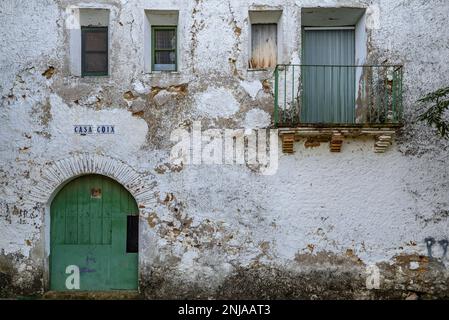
[152,26,177,71]
[82,27,108,77]
[126,215,139,253]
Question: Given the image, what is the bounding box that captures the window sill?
[148,71,180,74]
[247,68,274,72]
[71,74,111,82]
[81,75,109,78]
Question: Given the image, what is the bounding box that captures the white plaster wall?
[0,0,60,96]
[1,0,449,295]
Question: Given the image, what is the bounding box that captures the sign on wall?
[74,125,115,136]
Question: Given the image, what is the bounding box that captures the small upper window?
[152,26,177,72]
[250,23,277,69]
[82,27,108,77]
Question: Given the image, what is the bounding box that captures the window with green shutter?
[81,27,109,77]
[152,26,177,71]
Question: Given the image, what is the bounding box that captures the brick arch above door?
[28,153,156,214]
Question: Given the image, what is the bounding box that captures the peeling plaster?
[244,108,271,128]
[194,86,239,119]
[240,80,263,100]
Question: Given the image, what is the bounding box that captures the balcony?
[273,64,404,153]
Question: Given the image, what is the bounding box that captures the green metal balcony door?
[50,175,139,291]
[302,29,355,123]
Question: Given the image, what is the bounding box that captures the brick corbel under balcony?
[279,126,399,154]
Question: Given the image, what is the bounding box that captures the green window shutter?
[81,27,109,77]
[152,26,177,71]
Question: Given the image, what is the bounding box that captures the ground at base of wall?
[2,255,449,300]
[139,261,449,300]
[42,291,143,300]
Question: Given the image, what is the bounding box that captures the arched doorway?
[50,174,139,291]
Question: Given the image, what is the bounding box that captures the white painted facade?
[0,0,449,298]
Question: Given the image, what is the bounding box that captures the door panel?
[50,175,138,291]
[302,29,355,123]
[51,245,111,291]
[110,188,138,289]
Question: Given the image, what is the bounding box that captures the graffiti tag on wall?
[425,237,448,259]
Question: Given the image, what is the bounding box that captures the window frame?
[81,26,109,77]
[151,25,178,72]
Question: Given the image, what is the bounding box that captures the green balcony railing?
[274,64,404,127]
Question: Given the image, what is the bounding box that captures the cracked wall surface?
[1,0,449,299]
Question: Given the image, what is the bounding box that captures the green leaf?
[417,86,449,139]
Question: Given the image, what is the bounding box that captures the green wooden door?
[50,175,139,291]
[302,29,355,123]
